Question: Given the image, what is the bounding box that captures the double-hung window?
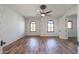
[67,21,72,29]
[48,20,54,32]
[31,21,36,32]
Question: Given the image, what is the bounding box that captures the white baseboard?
[2,34,25,48]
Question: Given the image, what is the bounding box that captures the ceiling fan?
[38,5,52,17]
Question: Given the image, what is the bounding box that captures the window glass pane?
[33,24,36,27]
[51,27,54,31]
[31,22,36,31]
[48,21,54,32]
[67,21,72,29]
[33,28,36,31]
[48,24,51,27]
[48,28,50,31]
[50,24,53,27]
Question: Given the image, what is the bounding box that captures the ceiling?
[6,4,75,18]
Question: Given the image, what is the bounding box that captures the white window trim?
[30,21,36,32]
[47,20,54,32]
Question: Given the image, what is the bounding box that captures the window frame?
[67,21,73,29]
[30,21,36,32]
[47,20,54,32]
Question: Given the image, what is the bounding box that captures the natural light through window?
[67,21,72,29]
[31,21,36,32]
[48,21,54,32]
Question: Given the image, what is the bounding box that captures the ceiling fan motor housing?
[40,5,47,10]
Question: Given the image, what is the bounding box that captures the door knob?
[0,40,6,46]
[77,41,79,46]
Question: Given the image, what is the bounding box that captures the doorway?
[67,14,77,39]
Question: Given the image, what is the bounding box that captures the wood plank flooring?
[3,36,77,54]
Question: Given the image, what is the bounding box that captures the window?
[31,21,36,32]
[67,21,72,29]
[48,20,54,32]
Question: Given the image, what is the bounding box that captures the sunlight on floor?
[45,39,58,53]
[46,39,57,48]
[27,37,39,53]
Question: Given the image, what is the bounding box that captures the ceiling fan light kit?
[41,14,45,17]
[36,5,52,17]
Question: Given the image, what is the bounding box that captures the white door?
[64,18,68,39]
[59,17,68,39]
[0,15,2,54]
[0,6,3,54]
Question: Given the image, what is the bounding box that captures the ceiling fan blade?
[46,14,52,17]
[46,11,52,14]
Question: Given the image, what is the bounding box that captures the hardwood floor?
[3,36,77,54]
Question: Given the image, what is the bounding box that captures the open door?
[0,6,2,53]
[0,41,2,54]
[59,17,68,39]
[0,15,2,54]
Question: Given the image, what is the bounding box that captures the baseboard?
[2,34,25,48]
[25,35,40,37]
[40,36,58,38]
[68,37,77,38]
[25,35,58,38]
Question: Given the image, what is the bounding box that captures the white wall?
[65,5,77,37]
[25,16,59,36]
[25,5,77,38]
[67,15,77,37]
[65,5,77,17]
[0,5,25,46]
[40,16,59,36]
[58,5,77,39]
[58,16,68,39]
[77,4,79,54]
[0,6,2,53]
[25,17,40,36]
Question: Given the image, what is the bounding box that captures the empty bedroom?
[0,4,78,54]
